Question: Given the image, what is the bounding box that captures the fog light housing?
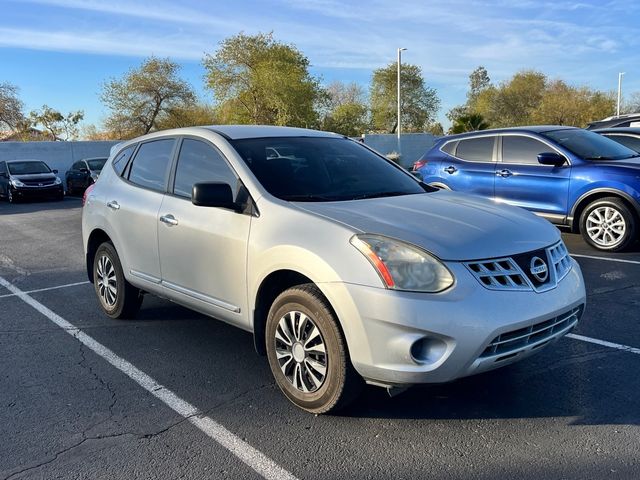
[410,337,448,364]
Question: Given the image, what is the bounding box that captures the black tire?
[579,197,637,252]
[93,242,142,319]
[66,181,75,196]
[56,191,65,201]
[7,188,16,204]
[265,284,362,414]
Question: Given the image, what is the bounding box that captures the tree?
[623,92,640,114]
[101,57,195,138]
[29,105,84,140]
[320,81,369,136]
[155,104,218,130]
[0,82,25,131]
[203,32,323,127]
[468,66,491,100]
[425,121,444,136]
[370,62,440,133]
[449,113,489,134]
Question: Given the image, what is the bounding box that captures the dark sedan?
[0,160,64,203]
[65,157,107,196]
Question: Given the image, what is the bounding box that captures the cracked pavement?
[1,199,640,479]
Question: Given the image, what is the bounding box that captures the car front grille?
[465,241,572,292]
[480,305,583,361]
[21,179,56,186]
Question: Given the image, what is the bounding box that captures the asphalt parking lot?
[1,198,639,480]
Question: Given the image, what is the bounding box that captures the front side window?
[173,139,237,198]
[128,139,175,192]
[543,129,638,160]
[8,161,51,175]
[455,137,495,162]
[230,137,426,201]
[502,136,551,165]
[604,134,640,153]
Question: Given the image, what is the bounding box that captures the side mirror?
[192,182,238,211]
[52,169,59,174]
[537,152,566,167]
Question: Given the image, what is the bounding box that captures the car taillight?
[83,183,95,206]
[412,159,428,171]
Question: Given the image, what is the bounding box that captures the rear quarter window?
[441,141,457,155]
[112,146,136,176]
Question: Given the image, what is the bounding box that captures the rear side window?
[128,139,175,192]
[173,139,237,198]
[502,136,550,164]
[112,146,135,176]
[605,134,640,152]
[441,141,457,155]
[455,137,494,162]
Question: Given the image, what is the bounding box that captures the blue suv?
[414,126,640,251]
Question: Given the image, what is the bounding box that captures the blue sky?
[1,0,639,131]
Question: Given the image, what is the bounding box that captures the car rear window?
[455,137,494,162]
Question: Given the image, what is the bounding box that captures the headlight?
[351,234,454,292]
[54,177,62,185]
[10,178,25,187]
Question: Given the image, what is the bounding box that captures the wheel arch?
[570,188,640,233]
[86,228,112,283]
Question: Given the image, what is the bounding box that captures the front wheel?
[7,188,16,203]
[93,242,142,319]
[579,197,637,252]
[265,284,362,414]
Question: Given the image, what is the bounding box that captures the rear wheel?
[579,197,637,252]
[93,242,142,319]
[265,284,362,414]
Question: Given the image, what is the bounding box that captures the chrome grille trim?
[465,241,572,292]
[480,305,583,359]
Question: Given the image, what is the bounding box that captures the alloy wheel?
[586,206,626,247]
[96,254,118,307]
[274,310,327,393]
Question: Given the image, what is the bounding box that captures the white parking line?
[567,333,640,355]
[571,254,640,265]
[0,280,90,299]
[0,276,298,480]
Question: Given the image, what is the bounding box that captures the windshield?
[87,158,107,172]
[542,129,639,160]
[8,161,52,175]
[230,137,426,201]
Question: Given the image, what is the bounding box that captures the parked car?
[83,126,586,413]
[587,113,640,130]
[594,127,640,152]
[65,157,107,195]
[415,126,640,252]
[0,159,64,203]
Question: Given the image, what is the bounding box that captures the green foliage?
[29,105,84,140]
[370,62,440,133]
[101,57,195,138]
[425,121,445,136]
[0,82,25,131]
[203,32,323,127]
[320,81,369,136]
[156,104,218,130]
[449,113,489,134]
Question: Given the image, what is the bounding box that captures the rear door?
[494,134,571,218]
[108,138,176,286]
[440,135,497,198]
[157,137,252,327]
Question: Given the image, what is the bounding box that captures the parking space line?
[567,333,640,355]
[0,281,90,299]
[0,275,298,480]
[571,254,640,265]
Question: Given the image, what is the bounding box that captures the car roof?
[81,157,108,161]
[6,159,46,163]
[439,126,579,141]
[593,127,640,135]
[202,125,341,140]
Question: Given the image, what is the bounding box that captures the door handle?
[159,214,178,226]
[106,200,120,210]
[444,166,457,174]
[496,169,513,178]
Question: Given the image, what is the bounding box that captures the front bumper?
[320,259,586,386]
[11,184,63,199]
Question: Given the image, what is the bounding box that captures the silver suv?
[82,126,586,413]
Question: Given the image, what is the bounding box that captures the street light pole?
[397,47,407,157]
[617,72,625,117]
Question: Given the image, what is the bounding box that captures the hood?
[12,173,57,181]
[593,157,640,169]
[294,191,560,261]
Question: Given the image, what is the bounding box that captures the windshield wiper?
[585,156,614,160]
[351,191,413,200]
[281,194,337,202]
